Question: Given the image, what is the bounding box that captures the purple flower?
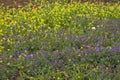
[96,37,100,42]
[94,45,103,52]
[95,47,100,52]
[70,35,75,41]
[25,52,38,60]
[25,47,29,51]
[96,43,100,47]
[118,45,120,51]
[111,47,116,51]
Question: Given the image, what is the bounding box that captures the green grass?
[0,1,120,80]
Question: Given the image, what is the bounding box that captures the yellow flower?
[24,50,27,53]
[78,54,81,57]
[9,55,12,58]
[7,49,10,51]
[96,66,99,70]
[0,29,2,33]
[106,67,109,71]
[80,47,83,49]
[57,77,60,80]
[0,60,3,63]
[0,46,4,49]
[29,77,34,79]
[18,55,22,58]
[20,66,24,69]
[78,76,80,78]
[7,39,11,43]
[7,62,10,66]
[68,59,71,62]
[0,50,2,53]
[0,29,3,36]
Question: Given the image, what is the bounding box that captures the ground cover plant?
[0,0,120,80]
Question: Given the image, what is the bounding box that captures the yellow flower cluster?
[0,2,120,54]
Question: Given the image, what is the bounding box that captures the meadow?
[0,1,120,80]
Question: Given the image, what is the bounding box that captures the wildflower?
[57,77,60,80]
[0,60,3,63]
[0,29,2,32]
[7,62,10,66]
[111,47,116,51]
[18,55,22,58]
[105,67,109,71]
[80,46,83,50]
[96,37,100,42]
[77,14,82,17]
[20,66,24,69]
[0,50,2,53]
[78,76,80,78]
[7,49,10,51]
[78,54,81,57]
[107,46,112,50]
[9,55,12,58]
[0,46,4,49]
[0,29,3,36]
[29,77,34,79]
[91,27,96,30]
[24,50,27,53]
[68,59,71,62]
[118,45,120,50]
[118,43,120,50]
[96,66,99,69]
[65,74,69,77]
[95,47,100,52]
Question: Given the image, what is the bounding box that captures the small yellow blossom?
[80,47,83,49]
[68,59,71,62]
[78,54,81,57]
[20,66,24,69]
[78,76,80,78]
[29,77,34,79]
[7,62,10,66]
[0,60,3,63]
[18,55,22,58]
[7,49,10,51]
[106,67,109,70]
[24,50,27,53]
[57,77,60,80]
[9,55,12,58]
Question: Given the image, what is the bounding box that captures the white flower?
[92,27,96,30]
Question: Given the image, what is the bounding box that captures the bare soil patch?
[0,0,29,8]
